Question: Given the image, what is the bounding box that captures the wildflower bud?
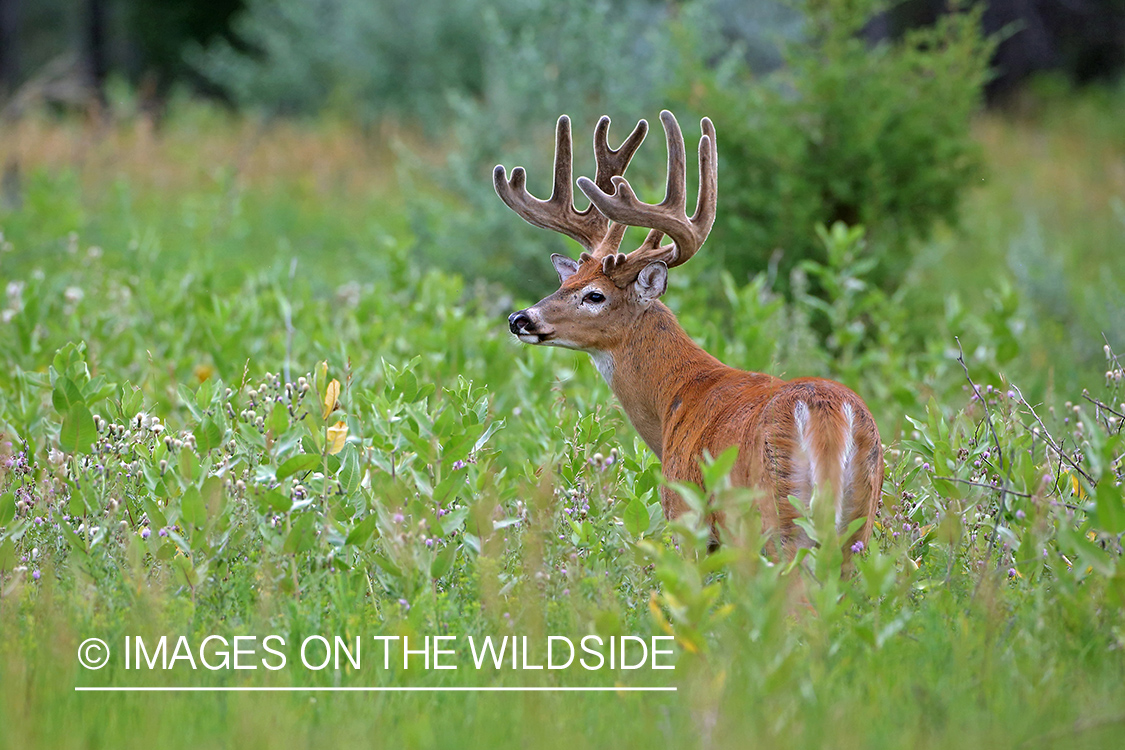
[159,459,167,473]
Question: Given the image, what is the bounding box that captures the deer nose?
[509,310,532,334]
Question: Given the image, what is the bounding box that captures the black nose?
[509,310,531,334]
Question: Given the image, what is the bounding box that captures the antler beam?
[576,110,717,279]
[493,115,648,254]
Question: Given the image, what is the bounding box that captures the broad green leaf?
[624,496,649,537]
[345,514,379,546]
[1093,471,1125,535]
[434,471,467,506]
[201,476,225,521]
[283,514,317,554]
[278,453,321,481]
[256,490,292,514]
[0,492,15,526]
[60,404,97,454]
[440,507,469,536]
[181,486,206,528]
[700,445,739,491]
[338,446,362,494]
[52,376,85,413]
[431,543,457,579]
[194,418,223,453]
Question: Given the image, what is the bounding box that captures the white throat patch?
[588,351,615,386]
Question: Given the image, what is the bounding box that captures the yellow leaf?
[648,592,675,637]
[323,379,340,421]
[193,363,214,382]
[326,421,348,455]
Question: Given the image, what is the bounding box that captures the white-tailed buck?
[497,111,882,555]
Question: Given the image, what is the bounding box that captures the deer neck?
[594,302,723,460]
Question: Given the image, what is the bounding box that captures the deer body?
[498,111,882,553]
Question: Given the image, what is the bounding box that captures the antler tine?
[576,111,718,275]
[591,116,649,194]
[493,115,609,253]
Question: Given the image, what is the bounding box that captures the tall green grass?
[1,87,1124,749]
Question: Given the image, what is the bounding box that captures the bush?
[668,0,995,292]
[192,0,492,123]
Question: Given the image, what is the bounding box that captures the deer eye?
[583,291,606,304]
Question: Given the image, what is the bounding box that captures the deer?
[496,111,883,557]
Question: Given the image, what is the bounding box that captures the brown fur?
[514,260,883,557]
[500,112,883,558]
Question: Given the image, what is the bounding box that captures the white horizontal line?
[75,686,676,693]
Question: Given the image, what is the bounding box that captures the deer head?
[498,111,717,355]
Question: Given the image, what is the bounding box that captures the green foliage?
[670,0,995,291]
[194,0,490,122]
[2,99,1125,747]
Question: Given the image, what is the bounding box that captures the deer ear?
[634,261,668,302]
[551,254,580,283]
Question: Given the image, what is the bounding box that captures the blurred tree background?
[0,0,1123,300]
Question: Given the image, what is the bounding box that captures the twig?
[932,476,1032,498]
[1011,384,1096,485]
[1081,390,1124,419]
[955,338,1016,605]
[283,257,298,385]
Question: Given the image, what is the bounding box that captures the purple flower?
[1015,510,1026,520]
[452,460,467,471]
[141,527,151,539]
[159,528,168,537]
[851,541,865,554]
[32,570,40,580]
[393,512,405,524]
[398,598,410,611]
[1007,568,1017,578]
[425,538,434,548]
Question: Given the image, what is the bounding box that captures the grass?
[1,86,1124,750]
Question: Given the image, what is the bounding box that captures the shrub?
[668,0,995,292]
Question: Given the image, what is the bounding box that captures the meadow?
[0,86,1123,749]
